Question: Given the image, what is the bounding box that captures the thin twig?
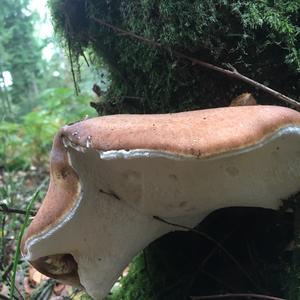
[196,269,237,293]
[68,38,80,96]
[201,230,234,268]
[190,293,285,300]
[91,16,300,110]
[3,273,24,300]
[0,204,36,216]
[153,216,260,291]
[0,274,25,300]
[1,261,13,282]
[81,50,90,67]
[0,215,5,269]
[0,177,47,217]
[120,96,143,101]
[184,231,237,294]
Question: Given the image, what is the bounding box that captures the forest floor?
[0,167,94,300]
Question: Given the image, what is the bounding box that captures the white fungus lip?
[98,126,300,161]
[21,106,300,300]
[24,192,83,261]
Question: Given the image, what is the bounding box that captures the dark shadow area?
[143,207,293,300]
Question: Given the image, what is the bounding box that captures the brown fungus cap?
[21,133,81,285]
[21,105,300,299]
[62,105,300,157]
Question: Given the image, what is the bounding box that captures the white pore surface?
[26,127,300,299]
[95,128,300,217]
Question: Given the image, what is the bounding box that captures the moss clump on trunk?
[48,0,300,114]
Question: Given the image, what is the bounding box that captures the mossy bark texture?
[49,0,300,114]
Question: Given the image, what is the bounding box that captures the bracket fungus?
[22,105,300,299]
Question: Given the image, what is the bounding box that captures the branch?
[91,16,300,111]
[1,261,13,281]
[0,203,36,216]
[190,293,285,300]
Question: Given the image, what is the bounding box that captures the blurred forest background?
[1,0,300,299]
[0,0,98,299]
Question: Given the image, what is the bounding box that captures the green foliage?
[0,87,96,169]
[106,254,154,300]
[0,169,48,298]
[10,190,40,300]
[80,294,95,300]
[49,0,300,114]
[239,1,300,70]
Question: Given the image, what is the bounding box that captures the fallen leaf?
[53,283,65,295]
[29,265,49,285]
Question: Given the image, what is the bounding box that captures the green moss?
[48,0,300,114]
[106,254,154,300]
